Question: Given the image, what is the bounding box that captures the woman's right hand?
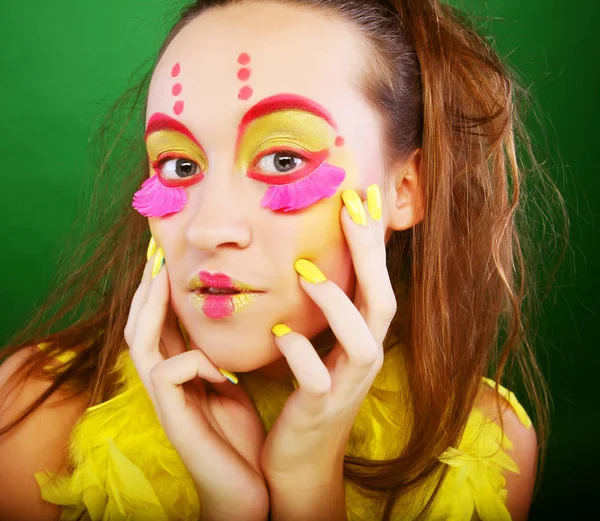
[124,249,269,521]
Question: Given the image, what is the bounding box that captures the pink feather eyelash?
[132,161,346,216]
[132,175,187,217]
[261,161,346,212]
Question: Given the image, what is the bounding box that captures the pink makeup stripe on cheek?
[261,162,346,212]
[132,175,187,217]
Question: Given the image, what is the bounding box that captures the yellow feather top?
[34,343,530,520]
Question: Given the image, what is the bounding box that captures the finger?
[272,328,331,419]
[295,265,379,372]
[210,377,256,411]
[129,259,170,392]
[208,397,264,476]
[150,350,228,429]
[161,302,188,358]
[299,278,381,397]
[124,254,156,346]
[341,188,397,344]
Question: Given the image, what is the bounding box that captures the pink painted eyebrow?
[144,113,204,149]
[238,94,338,135]
[145,94,338,150]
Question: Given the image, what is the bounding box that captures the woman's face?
[145,2,389,374]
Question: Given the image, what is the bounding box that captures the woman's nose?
[184,182,252,251]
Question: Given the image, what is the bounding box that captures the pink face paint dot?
[238,85,253,100]
[173,100,185,115]
[171,62,181,77]
[335,136,345,147]
[172,83,183,96]
[237,67,251,81]
[237,53,251,65]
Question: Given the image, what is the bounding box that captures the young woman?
[0,1,564,520]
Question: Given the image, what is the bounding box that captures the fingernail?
[366,184,382,221]
[219,368,238,384]
[151,248,165,279]
[272,324,292,337]
[342,189,367,226]
[146,236,157,261]
[294,259,327,283]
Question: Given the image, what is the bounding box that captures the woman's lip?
[190,289,265,295]
[188,270,263,292]
[190,292,261,319]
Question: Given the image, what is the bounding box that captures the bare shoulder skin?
[0,346,88,521]
[475,384,539,521]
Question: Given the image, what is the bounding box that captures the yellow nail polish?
[272,324,292,337]
[294,259,327,283]
[366,184,382,221]
[219,368,238,384]
[146,236,157,261]
[151,248,164,279]
[342,190,367,226]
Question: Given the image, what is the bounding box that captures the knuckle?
[310,382,332,397]
[373,352,385,372]
[149,363,165,384]
[361,225,380,247]
[355,345,380,369]
[370,294,397,324]
[385,293,398,317]
[380,305,397,325]
[309,374,332,397]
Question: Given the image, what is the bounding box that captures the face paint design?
[236,94,347,212]
[132,113,207,217]
[171,62,185,116]
[237,68,251,81]
[260,163,345,212]
[237,53,253,101]
[133,92,348,217]
[132,175,187,217]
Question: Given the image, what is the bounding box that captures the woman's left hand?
[260,184,397,483]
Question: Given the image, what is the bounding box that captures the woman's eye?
[256,152,304,174]
[158,158,200,179]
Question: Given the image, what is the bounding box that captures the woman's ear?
[385,148,423,232]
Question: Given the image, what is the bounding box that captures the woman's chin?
[185,329,282,372]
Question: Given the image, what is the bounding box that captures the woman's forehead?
[146,2,367,130]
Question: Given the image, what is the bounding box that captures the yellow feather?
[34,344,526,520]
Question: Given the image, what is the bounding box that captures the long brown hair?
[1,1,567,519]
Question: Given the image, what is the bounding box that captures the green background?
[1,1,597,518]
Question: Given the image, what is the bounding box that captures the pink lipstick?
[189,271,263,319]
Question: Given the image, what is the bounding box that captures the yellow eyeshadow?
[146,130,208,169]
[236,110,336,170]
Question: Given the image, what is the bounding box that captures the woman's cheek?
[291,191,354,300]
[297,194,344,253]
[296,152,360,296]
[290,151,356,249]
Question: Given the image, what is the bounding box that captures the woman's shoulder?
[0,344,87,412]
[0,345,88,521]
[0,344,89,435]
[470,379,538,521]
[474,378,537,467]
[411,379,537,521]
[477,377,533,429]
